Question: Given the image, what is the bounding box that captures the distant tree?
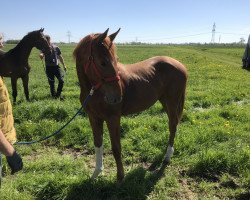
[6,40,20,44]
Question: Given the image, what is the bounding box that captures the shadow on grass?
[236,192,250,200]
[65,161,169,200]
[242,66,250,72]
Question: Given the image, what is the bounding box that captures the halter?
[83,41,120,90]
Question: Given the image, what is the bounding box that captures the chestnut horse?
[0,28,51,102]
[74,29,187,182]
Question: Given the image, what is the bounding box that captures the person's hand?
[6,151,23,174]
[64,66,67,72]
[39,53,44,60]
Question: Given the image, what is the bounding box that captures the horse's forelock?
[103,37,117,60]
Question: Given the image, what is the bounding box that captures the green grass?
[0,44,249,199]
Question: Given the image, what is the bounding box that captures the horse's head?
[80,28,122,105]
[32,28,51,53]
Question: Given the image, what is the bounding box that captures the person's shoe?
[55,94,65,101]
[51,94,56,99]
[6,151,23,174]
[59,95,65,101]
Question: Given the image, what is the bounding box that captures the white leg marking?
[91,145,104,179]
[165,145,174,162]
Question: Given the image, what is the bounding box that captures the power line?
[216,31,247,36]
[139,32,211,42]
[44,29,249,43]
[127,31,249,42]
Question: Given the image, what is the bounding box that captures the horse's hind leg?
[89,115,104,179]
[11,77,18,103]
[160,91,185,163]
[22,74,30,101]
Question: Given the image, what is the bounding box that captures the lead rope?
[0,89,95,188]
[15,87,95,145]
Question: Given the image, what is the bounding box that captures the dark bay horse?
[73,29,187,182]
[0,28,51,102]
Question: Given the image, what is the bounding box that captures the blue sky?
[1,0,250,43]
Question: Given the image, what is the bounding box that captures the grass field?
[0,44,249,200]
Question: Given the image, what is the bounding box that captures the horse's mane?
[73,34,95,59]
[12,30,40,50]
[23,30,40,40]
[73,33,117,60]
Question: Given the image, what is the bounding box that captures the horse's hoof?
[91,168,103,179]
[117,173,124,183]
[164,146,174,164]
[116,176,124,186]
[116,179,124,187]
[163,157,171,165]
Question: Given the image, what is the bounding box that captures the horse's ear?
[109,28,121,42]
[97,28,109,43]
[40,28,44,32]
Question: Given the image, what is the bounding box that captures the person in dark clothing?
[242,44,250,68]
[242,35,250,68]
[39,35,67,99]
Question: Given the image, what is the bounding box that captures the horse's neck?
[82,77,92,95]
[76,65,92,96]
[0,49,5,58]
[14,36,34,63]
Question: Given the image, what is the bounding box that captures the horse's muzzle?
[104,95,122,105]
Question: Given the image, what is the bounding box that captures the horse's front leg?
[11,77,18,103]
[106,116,124,182]
[21,74,30,101]
[89,114,104,179]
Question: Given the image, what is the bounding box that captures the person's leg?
[247,58,250,68]
[46,67,56,97]
[242,58,246,68]
[54,66,65,98]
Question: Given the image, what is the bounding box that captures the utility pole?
[66,31,71,44]
[211,23,216,44]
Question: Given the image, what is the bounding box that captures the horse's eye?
[101,62,106,67]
